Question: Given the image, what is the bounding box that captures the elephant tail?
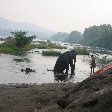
[47,69,54,71]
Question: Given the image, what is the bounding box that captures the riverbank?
[0,68,112,112]
[0,83,75,112]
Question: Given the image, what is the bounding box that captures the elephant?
[54,50,76,76]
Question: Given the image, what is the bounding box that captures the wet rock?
[35,50,40,53]
[21,68,36,74]
[14,58,24,62]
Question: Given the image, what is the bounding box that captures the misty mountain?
[0,17,56,39]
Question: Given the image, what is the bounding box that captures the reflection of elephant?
[54,73,68,82]
[54,50,76,75]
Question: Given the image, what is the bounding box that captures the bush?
[74,47,89,55]
[0,41,33,54]
[42,50,61,56]
[33,43,49,49]
[0,47,12,54]
[11,31,36,47]
[33,43,64,49]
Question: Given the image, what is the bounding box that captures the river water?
[0,48,112,84]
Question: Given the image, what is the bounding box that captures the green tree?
[83,24,112,39]
[67,31,82,44]
[82,24,112,50]
[11,31,36,47]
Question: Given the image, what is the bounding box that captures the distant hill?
[0,17,56,39]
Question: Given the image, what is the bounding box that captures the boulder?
[21,68,35,74]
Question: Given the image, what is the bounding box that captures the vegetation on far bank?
[42,50,61,56]
[0,31,36,54]
[0,42,33,54]
[81,24,112,50]
[32,41,65,49]
[41,47,89,56]
[0,42,64,54]
[0,31,66,54]
[1,24,112,55]
[51,24,112,51]
[74,47,89,55]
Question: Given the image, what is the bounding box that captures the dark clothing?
[91,57,96,68]
[90,55,96,74]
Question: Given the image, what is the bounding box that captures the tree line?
[51,24,112,50]
[51,31,83,44]
[1,24,112,50]
[82,24,112,50]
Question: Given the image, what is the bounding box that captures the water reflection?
[54,73,75,82]
[54,74,68,82]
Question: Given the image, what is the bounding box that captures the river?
[0,48,112,84]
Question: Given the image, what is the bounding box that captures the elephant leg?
[70,62,75,75]
[71,65,75,75]
[65,69,68,75]
[73,59,76,70]
[65,65,69,75]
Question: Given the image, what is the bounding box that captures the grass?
[0,41,64,55]
[32,43,65,49]
[0,41,89,56]
[42,50,61,56]
[0,41,33,54]
[74,47,89,55]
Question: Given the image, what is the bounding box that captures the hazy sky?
[0,0,112,32]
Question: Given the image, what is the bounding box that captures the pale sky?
[0,0,112,32]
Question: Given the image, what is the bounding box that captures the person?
[90,54,96,74]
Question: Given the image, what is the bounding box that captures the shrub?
[33,43,64,49]
[42,50,61,56]
[11,31,36,47]
[0,47,12,54]
[74,47,89,55]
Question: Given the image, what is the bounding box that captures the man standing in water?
[90,54,96,74]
